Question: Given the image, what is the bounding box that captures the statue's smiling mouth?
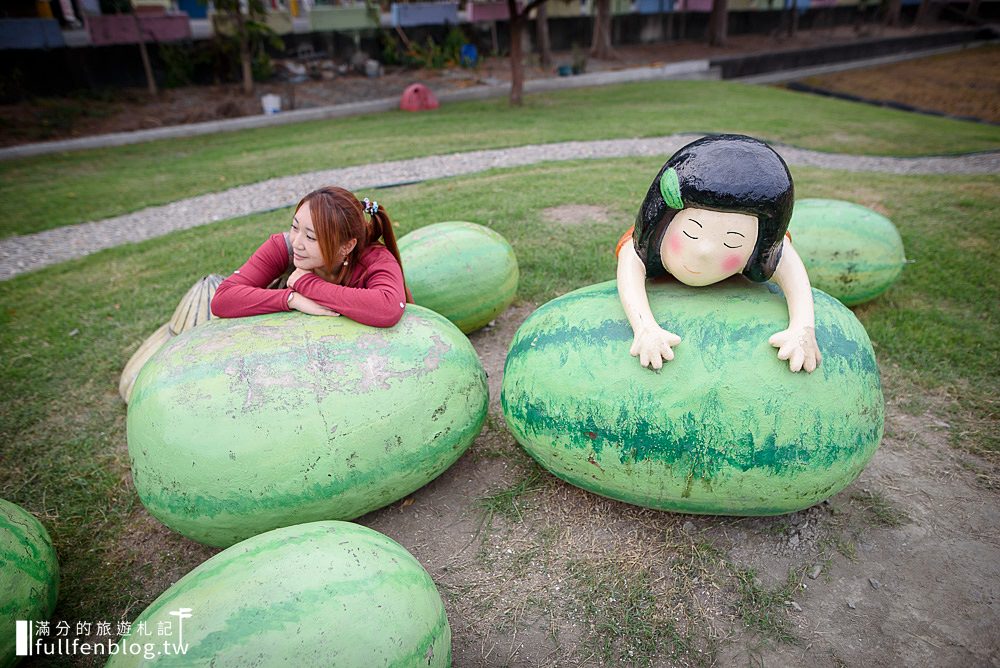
[682,264,701,274]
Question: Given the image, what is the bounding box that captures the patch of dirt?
[107,510,219,612]
[797,43,1000,123]
[542,204,612,226]
[718,397,1000,666]
[0,24,976,147]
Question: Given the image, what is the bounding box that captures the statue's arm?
[617,243,682,370]
[769,239,822,373]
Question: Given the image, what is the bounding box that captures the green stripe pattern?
[105,521,451,667]
[399,222,519,334]
[1,498,59,668]
[128,306,488,547]
[789,198,906,307]
[501,280,884,516]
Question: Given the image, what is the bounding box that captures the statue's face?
[660,207,759,287]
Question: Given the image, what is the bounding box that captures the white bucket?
[260,94,282,115]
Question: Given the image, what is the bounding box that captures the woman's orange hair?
[294,186,409,299]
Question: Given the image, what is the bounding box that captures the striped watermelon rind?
[790,198,906,306]
[501,279,884,516]
[1,498,59,667]
[105,521,451,667]
[127,306,488,547]
[399,221,519,333]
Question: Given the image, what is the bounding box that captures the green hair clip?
[659,168,683,210]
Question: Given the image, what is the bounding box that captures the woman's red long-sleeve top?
[211,233,407,328]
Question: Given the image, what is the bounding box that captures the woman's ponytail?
[368,207,411,303]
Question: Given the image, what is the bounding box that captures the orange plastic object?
[400,84,440,112]
[615,226,635,257]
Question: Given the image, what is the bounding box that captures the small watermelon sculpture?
[789,199,906,306]
[105,521,451,667]
[1,499,59,668]
[127,307,488,547]
[399,221,518,333]
[120,274,224,404]
[501,280,884,515]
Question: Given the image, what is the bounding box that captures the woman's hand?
[287,268,313,290]
[769,326,821,373]
[630,325,682,370]
[288,292,340,317]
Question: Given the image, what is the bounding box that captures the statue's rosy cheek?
[721,254,744,274]
[667,233,683,255]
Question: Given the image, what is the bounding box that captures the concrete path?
[2,134,997,280]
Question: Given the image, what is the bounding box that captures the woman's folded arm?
[211,234,293,318]
[293,251,406,328]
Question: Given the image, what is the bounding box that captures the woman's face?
[290,205,355,271]
[660,207,759,286]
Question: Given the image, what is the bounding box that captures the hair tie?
[362,197,379,216]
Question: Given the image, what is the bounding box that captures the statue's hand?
[630,326,682,370]
[769,326,822,373]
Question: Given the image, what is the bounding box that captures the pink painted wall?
[468,1,510,20]
[676,0,713,11]
[87,13,191,46]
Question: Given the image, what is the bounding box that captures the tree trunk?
[707,0,728,46]
[883,0,902,26]
[508,0,525,106]
[131,12,158,96]
[535,2,552,70]
[590,0,613,59]
[915,0,931,24]
[236,9,253,95]
[776,0,798,38]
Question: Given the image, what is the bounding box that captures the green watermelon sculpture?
[105,521,451,667]
[501,280,884,515]
[399,221,519,333]
[789,199,906,306]
[1,499,59,668]
[127,307,488,547]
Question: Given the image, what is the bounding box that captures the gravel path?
[2,134,998,280]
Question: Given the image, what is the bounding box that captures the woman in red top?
[211,186,409,328]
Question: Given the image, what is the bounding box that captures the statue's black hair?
[634,134,794,283]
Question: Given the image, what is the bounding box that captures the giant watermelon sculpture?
[1,499,59,668]
[789,199,906,306]
[501,280,883,515]
[127,307,488,547]
[399,221,518,333]
[105,521,451,667]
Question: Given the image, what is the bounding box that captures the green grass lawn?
[2,79,999,239]
[1,156,996,659]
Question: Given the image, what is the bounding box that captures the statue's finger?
[790,348,805,372]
